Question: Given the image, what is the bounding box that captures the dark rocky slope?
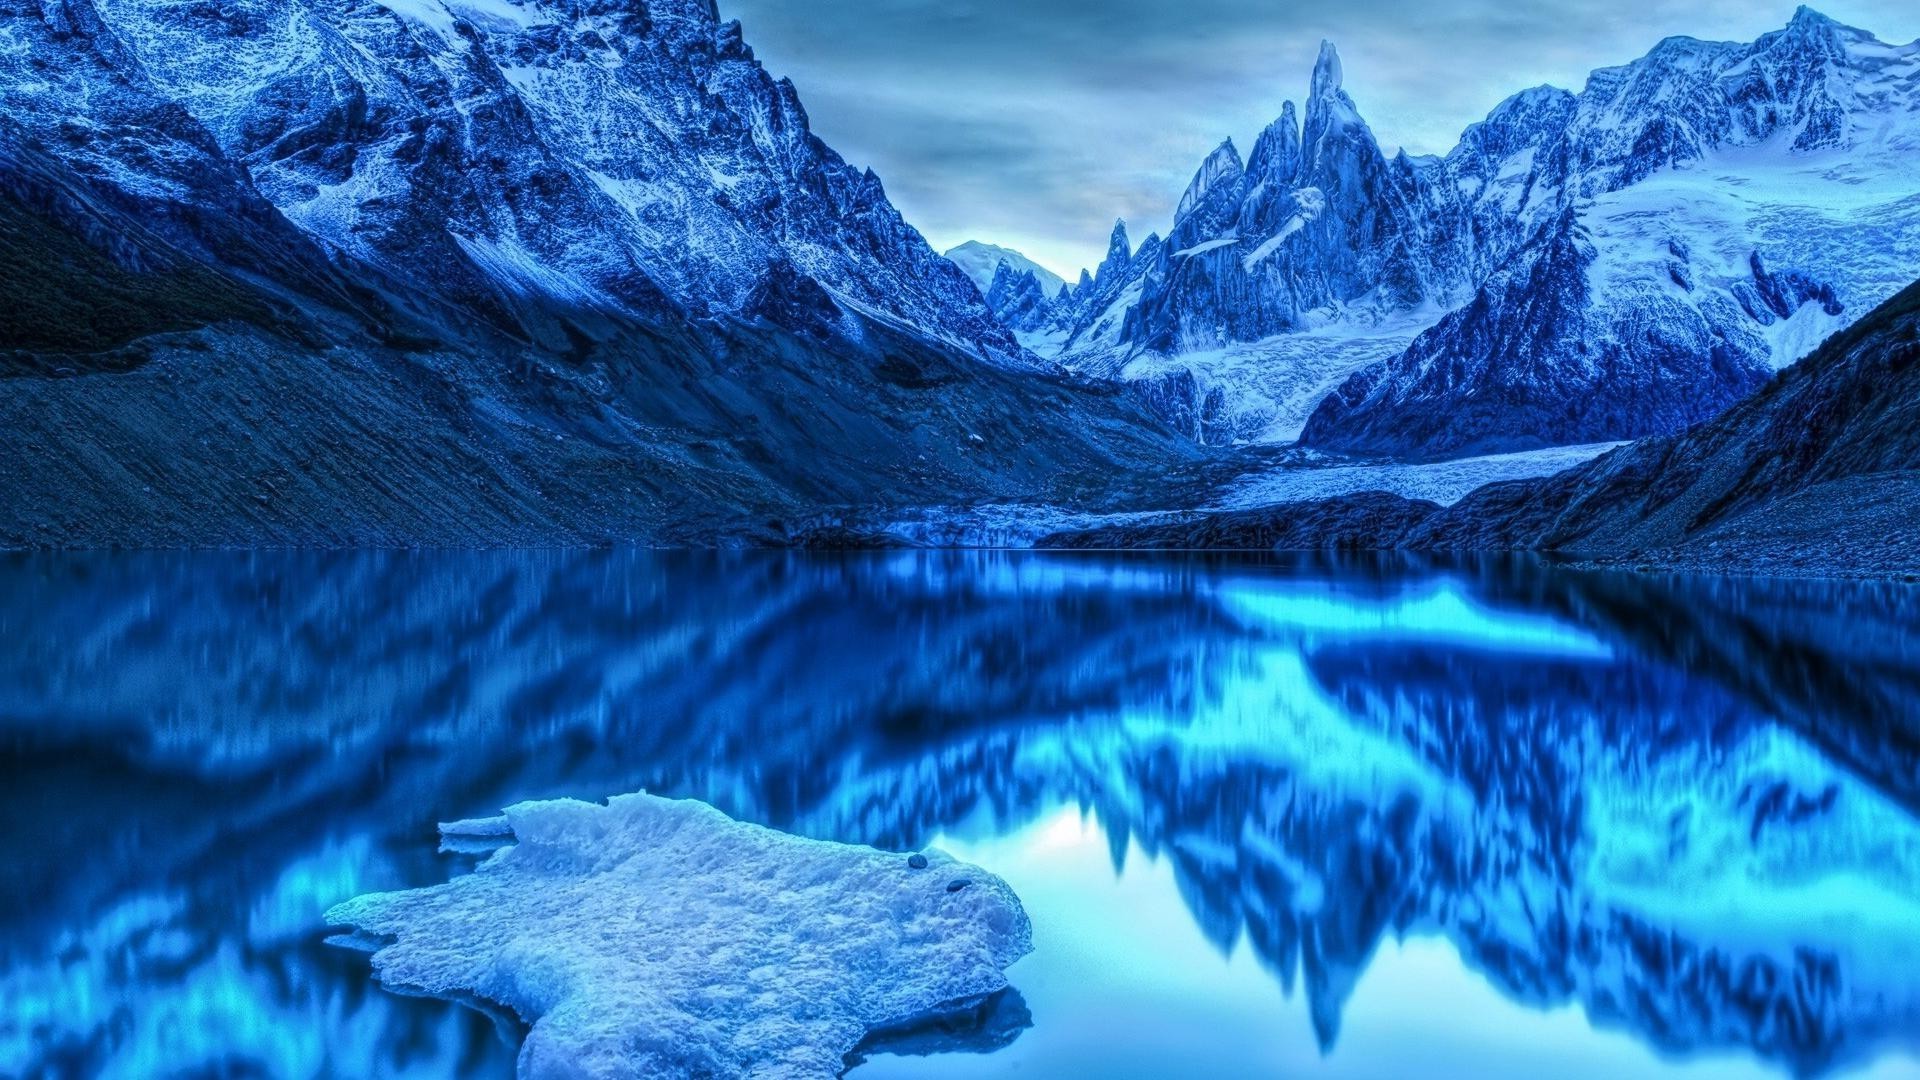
[1431,276,1920,570]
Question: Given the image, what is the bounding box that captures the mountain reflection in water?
[1,551,1917,1079]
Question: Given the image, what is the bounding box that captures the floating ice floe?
[326,793,1033,1078]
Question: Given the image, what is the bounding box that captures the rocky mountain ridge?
[0,0,1194,546]
[1009,8,1920,458]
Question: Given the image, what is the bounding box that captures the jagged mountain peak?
[1248,101,1303,184]
[1301,39,1375,156]
[1786,5,1846,34]
[1034,8,1919,457]
[1311,39,1345,98]
[1095,219,1133,282]
[1176,139,1246,223]
[1757,4,1868,59]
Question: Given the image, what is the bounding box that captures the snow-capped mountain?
[943,240,1069,299]
[0,0,1029,366]
[1020,9,1920,457]
[1304,7,1920,458]
[0,0,1197,545]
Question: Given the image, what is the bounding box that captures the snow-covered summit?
[1012,9,1920,455]
[943,240,1068,299]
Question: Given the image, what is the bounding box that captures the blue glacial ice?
[325,792,1032,1078]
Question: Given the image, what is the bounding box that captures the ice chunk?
[326,793,1032,1078]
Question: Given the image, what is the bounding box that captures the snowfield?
[327,793,1032,1079]
[1221,442,1627,509]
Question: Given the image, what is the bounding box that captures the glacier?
[325,792,1033,1079]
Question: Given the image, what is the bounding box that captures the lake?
[2,550,1918,1079]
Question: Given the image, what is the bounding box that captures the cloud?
[719,0,1920,277]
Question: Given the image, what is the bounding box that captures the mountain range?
[0,0,1189,546]
[1042,278,1920,576]
[0,0,1916,565]
[1003,9,1919,457]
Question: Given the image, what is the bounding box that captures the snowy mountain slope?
[1017,8,1920,455]
[0,0,1196,545]
[1304,10,1920,458]
[0,0,1034,368]
[943,240,1068,299]
[1041,276,1920,576]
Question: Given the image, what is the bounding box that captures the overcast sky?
[717,1,1920,278]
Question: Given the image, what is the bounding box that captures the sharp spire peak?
[1312,40,1344,95]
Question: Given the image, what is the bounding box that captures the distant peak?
[1765,5,1862,54]
[1177,139,1246,222]
[1093,220,1132,282]
[1790,5,1834,27]
[1312,40,1343,96]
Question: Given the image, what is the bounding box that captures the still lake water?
[2,550,1919,1079]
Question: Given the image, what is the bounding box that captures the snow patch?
[328,793,1032,1078]
[369,0,464,44]
[1173,233,1239,259]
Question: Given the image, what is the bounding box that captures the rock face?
[1029,218,1165,371]
[983,262,1054,332]
[1298,211,1790,456]
[1019,9,1920,455]
[0,0,1194,545]
[1124,44,1477,355]
[0,0,1023,365]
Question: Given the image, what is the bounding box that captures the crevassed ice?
[326,793,1033,1078]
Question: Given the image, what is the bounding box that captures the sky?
[717,1,1920,279]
